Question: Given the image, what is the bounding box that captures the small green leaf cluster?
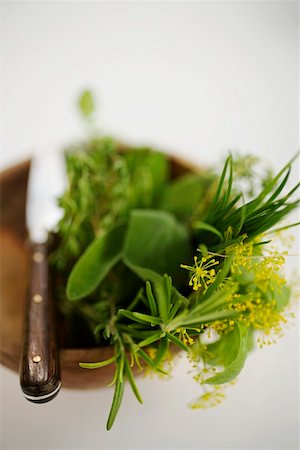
[51,139,170,271]
[52,135,299,429]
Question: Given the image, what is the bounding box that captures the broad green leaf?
[123,209,192,287]
[205,323,249,384]
[160,173,205,219]
[67,223,127,300]
[206,327,240,367]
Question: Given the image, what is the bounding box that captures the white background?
[0,2,299,449]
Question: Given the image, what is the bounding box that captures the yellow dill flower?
[228,292,288,343]
[226,236,253,273]
[210,318,235,334]
[181,256,219,291]
[142,347,175,379]
[176,328,195,346]
[253,254,285,292]
[189,385,226,409]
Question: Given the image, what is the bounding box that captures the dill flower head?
[189,386,226,409]
[180,256,220,291]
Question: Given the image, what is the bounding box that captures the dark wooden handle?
[20,242,61,403]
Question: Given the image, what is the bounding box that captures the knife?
[20,150,67,403]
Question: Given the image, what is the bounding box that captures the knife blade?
[20,150,67,403]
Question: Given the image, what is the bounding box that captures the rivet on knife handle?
[20,242,61,403]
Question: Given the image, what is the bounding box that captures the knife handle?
[20,242,61,403]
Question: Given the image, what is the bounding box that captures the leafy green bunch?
[52,92,299,430]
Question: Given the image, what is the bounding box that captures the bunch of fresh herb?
[52,92,299,430]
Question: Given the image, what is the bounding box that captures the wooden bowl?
[0,155,193,389]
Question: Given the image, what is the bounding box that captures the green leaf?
[160,173,205,219]
[154,337,169,366]
[193,221,224,241]
[124,263,188,323]
[136,331,163,348]
[118,309,162,325]
[79,356,116,369]
[125,149,169,208]
[271,285,290,310]
[168,300,182,321]
[153,274,172,323]
[205,327,240,367]
[66,223,127,300]
[146,281,158,316]
[166,332,189,352]
[192,289,234,316]
[199,254,235,301]
[143,151,169,206]
[138,349,168,375]
[170,309,238,330]
[78,90,95,117]
[106,372,125,430]
[124,358,143,404]
[208,155,232,214]
[205,323,249,384]
[123,209,192,287]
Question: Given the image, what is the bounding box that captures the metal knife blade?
[26,151,67,243]
[20,150,67,403]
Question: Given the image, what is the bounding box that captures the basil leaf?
[124,209,192,286]
[67,223,127,300]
